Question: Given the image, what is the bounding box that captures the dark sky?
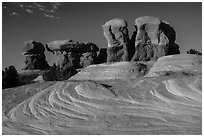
[2,2,202,70]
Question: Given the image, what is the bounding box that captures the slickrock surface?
[146,54,202,77]
[70,62,147,80]
[2,54,202,135]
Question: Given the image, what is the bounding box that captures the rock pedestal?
[131,16,180,61]
[102,18,129,62]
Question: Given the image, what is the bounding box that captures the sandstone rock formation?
[145,54,202,77]
[46,40,99,69]
[22,41,49,70]
[70,62,147,81]
[131,16,180,61]
[79,42,99,68]
[102,18,129,62]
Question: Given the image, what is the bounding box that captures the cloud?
[25,9,34,14]
[9,12,19,16]
[50,2,61,10]
[4,2,65,19]
[43,13,60,19]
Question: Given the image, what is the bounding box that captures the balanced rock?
[45,39,85,53]
[131,16,180,61]
[102,18,129,62]
[46,40,99,69]
[46,40,82,69]
[22,41,49,70]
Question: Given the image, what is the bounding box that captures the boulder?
[22,41,49,70]
[131,16,180,61]
[80,52,97,68]
[102,18,129,62]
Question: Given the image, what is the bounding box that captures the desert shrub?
[137,63,148,75]
[2,65,20,89]
[43,64,77,81]
[187,49,202,55]
[18,72,42,85]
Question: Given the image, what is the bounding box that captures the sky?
[2,2,202,70]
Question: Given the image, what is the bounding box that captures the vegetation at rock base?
[187,49,202,55]
[42,64,77,81]
[2,65,20,89]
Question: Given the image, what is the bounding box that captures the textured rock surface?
[80,52,98,68]
[79,42,99,68]
[46,40,99,69]
[22,41,49,70]
[146,54,202,77]
[70,62,147,81]
[2,54,202,135]
[103,18,129,62]
[131,16,180,61]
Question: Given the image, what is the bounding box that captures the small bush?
[43,64,77,81]
[187,49,202,55]
[2,65,20,89]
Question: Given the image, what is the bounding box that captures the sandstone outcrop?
[22,41,49,70]
[79,42,99,68]
[131,16,180,61]
[46,40,99,69]
[145,54,202,77]
[102,18,129,62]
[102,16,180,62]
[70,62,147,81]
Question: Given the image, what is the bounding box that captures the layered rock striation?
[145,54,202,77]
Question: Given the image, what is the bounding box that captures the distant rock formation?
[131,16,180,61]
[22,41,49,70]
[79,42,99,68]
[102,17,180,63]
[102,18,129,62]
[46,40,99,69]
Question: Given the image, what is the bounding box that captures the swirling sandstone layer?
[2,54,202,135]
